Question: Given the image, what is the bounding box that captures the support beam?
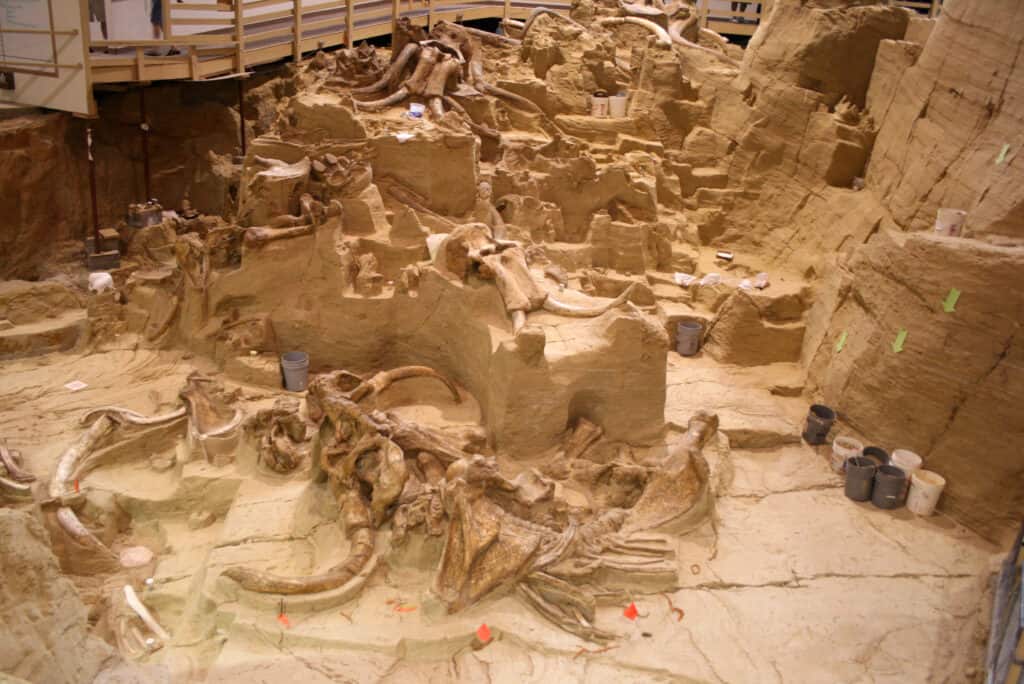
[87,126,100,250]
[140,87,152,201]
[346,0,355,48]
[237,77,247,156]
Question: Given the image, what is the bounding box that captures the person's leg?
[151,0,163,40]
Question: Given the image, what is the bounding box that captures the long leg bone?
[124,584,171,641]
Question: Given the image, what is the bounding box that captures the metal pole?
[87,125,100,251]
[140,87,152,201]
[237,77,247,156]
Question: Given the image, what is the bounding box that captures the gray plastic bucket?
[861,446,889,468]
[802,404,835,445]
[676,321,703,357]
[281,351,310,392]
[844,456,876,502]
[871,464,907,509]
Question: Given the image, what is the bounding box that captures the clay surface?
[0,0,1020,681]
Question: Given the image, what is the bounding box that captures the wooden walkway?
[86,0,569,85]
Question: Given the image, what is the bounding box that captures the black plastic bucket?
[861,446,889,468]
[871,465,907,509]
[802,404,836,445]
[844,456,876,502]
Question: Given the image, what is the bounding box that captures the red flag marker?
[74,479,80,493]
[476,623,492,644]
[623,602,639,621]
[277,599,291,629]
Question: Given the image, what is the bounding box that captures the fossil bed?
[0,0,1021,682]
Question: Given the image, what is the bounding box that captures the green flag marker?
[942,287,961,313]
[891,328,907,353]
[835,331,848,353]
[996,143,1010,165]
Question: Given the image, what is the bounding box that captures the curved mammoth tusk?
[618,0,667,18]
[124,585,171,642]
[458,24,521,47]
[596,17,672,46]
[542,283,638,318]
[0,444,35,482]
[349,366,462,405]
[0,474,32,499]
[479,83,544,114]
[699,27,730,47]
[222,527,374,595]
[56,506,119,561]
[669,21,740,66]
[353,87,410,111]
[353,43,420,94]
[80,406,187,428]
[51,415,115,500]
[518,8,587,39]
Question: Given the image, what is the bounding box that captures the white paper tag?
[64,380,88,392]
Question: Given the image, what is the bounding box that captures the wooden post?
[234,0,244,72]
[346,0,354,48]
[503,0,510,22]
[698,0,708,28]
[427,0,433,30]
[293,0,302,61]
[391,0,399,36]
[86,126,100,249]
[929,0,939,18]
[139,87,152,201]
[237,77,247,156]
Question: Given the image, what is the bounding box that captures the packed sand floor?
[0,347,998,683]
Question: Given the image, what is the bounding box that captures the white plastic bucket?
[591,94,609,118]
[906,469,946,516]
[830,435,863,473]
[890,448,922,475]
[609,93,628,118]
[890,448,923,497]
[281,351,310,392]
[934,208,966,237]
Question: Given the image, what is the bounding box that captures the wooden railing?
[696,0,941,37]
[87,0,943,85]
[87,0,567,84]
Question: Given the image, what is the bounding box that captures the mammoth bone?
[48,373,242,559]
[353,22,544,122]
[433,223,638,332]
[222,365,721,644]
